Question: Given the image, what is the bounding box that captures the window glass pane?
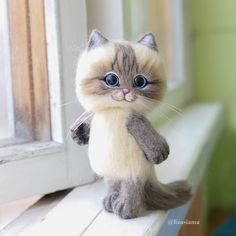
[0,0,52,145]
[86,0,124,39]
[1,0,52,142]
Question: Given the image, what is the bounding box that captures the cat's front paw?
[149,137,170,164]
[112,197,139,219]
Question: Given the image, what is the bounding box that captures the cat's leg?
[112,179,145,219]
[103,178,121,213]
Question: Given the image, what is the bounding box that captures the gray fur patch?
[103,178,192,219]
[144,180,192,210]
[127,113,169,164]
[104,178,144,219]
[111,43,138,78]
[103,179,121,213]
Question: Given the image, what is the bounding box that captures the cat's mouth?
[111,90,137,102]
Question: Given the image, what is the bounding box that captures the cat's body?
[71,30,191,219]
[89,108,152,180]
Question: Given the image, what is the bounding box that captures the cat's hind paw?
[103,192,119,213]
[112,197,139,219]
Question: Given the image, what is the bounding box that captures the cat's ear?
[87,29,108,50]
[137,33,158,51]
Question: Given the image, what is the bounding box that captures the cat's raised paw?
[149,137,170,164]
[70,123,90,145]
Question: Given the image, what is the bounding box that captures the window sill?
[1,103,223,236]
[0,141,64,164]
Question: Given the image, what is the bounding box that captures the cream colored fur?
[88,108,153,180]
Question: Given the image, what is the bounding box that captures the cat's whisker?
[138,101,182,134]
[75,110,93,122]
[156,111,183,135]
[138,95,183,117]
[142,96,183,117]
[162,101,182,113]
[136,98,153,113]
[157,100,183,117]
[158,111,172,122]
[65,130,71,142]
[59,99,77,108]
[74,112,94,128]
[138,96,182,133]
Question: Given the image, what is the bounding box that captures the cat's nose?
[122,88,130,94]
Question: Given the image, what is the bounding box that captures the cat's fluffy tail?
[144,180,192,210]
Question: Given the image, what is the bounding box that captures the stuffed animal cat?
[71,30,191,219]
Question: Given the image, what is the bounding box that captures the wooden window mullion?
[28,0,51,140]
[8,0,51,141]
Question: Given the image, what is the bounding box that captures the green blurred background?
[191,0,236,213]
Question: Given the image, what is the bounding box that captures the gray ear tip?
[90,29,101,36]
[144,32,155,37]
[87,29,108,50]
[92,29,99,33]
[138,32,156,40]
[137,32,158,51]
[88,29,102,42]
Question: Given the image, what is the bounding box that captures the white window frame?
[164,0,193,104]
[0,0,14,141]
[167,0,186,90]
[0,0,94,204]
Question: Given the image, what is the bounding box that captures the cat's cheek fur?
[111,90,124,101]
[78,89,152,114]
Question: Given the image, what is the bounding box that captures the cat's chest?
[89,110,150,178]
[88,109,148,178]
[90,109,130,147]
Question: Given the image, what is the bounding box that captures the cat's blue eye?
[104,73,119,87]
[133,75,148,89]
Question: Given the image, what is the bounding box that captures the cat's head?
[76,30,167,114]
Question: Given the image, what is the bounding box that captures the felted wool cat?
[71,30,191,219]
